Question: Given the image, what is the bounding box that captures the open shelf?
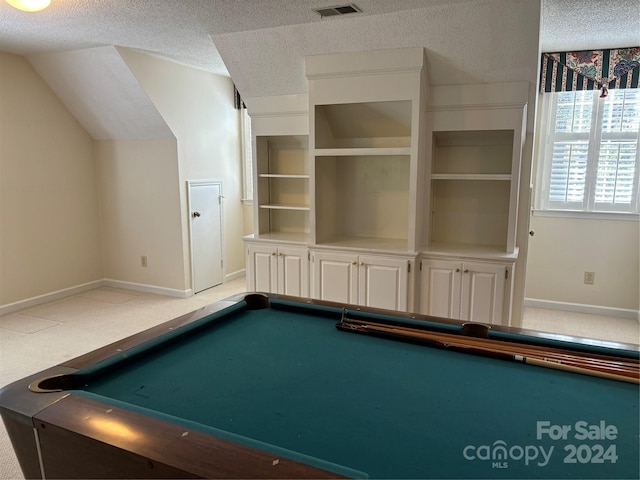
[429,179,510,249]
[257,208,310,239]
[259,204,310,211]
[315,147,411,157]
[315,101,412,149]
[259,174,310,179]
[432,130,513,175]
[258,176,309,208]
[426,128,518,254]
[312,97,417,251]
[430,173,511,181]
[313,236,409,252]
[248,231,311,244]
[255,135,310,239]
[422,242,519,260]
[256,135,309,176]
[315,154,410,249]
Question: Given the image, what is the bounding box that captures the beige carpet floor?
[1,279,638,479]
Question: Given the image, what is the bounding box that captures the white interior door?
[189,181,223,294]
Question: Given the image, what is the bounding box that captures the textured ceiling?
[0,0,457,76]
[541,0,640,53]
[215,1,542,98]
[1,0,637,139]
[1,0,637,82]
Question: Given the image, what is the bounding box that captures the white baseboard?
[0,279,195,317]
[103,279,192,298]
[0,273,250,316]
[524,298,640,321]
[0,280,104,317]
[225,269,245,282]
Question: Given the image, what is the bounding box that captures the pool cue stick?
[336,321,640,384]
[404,330,640,374]
[359,322,639,377]
[336,321,451,350]
[341,317,640,370]
[523,357,640,384]
[353,321,640,380]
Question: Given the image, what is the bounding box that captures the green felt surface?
[75,301,640,479]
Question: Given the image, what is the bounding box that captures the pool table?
[1,293,638,479]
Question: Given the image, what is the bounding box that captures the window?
[537,88,640,215]
[240,108,253,202]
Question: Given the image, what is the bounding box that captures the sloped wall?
[117,48,245,286]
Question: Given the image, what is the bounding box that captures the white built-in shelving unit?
[418,83,527,324]
[243,49,529,325]
[255,135,310,243]
[243,94,311,296]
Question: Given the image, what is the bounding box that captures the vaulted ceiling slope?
[28,46,174,140]
[1,0,638,140]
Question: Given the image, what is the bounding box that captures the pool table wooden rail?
[30,394,344,479]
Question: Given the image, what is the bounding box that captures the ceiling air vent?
[313,4,361,18]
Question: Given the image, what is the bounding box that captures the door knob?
[192,212,201,218]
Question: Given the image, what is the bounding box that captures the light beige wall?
[525,215,639,312]
[118,48,245,286]
[242,203,253,236]
[95,139,186,291]
[0,52,103,305]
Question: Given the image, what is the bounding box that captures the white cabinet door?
[312,251,411,311]
[247,244,309,296]
[358,255,409,311]
[311,251,358,303]
[420,258,508,324]
[419,259,461,319]
[277,246,309,297]
[460,262,505,324]
[247,244,278,293]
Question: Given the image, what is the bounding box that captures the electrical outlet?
[584,271,595,285]
[141,256,148,268]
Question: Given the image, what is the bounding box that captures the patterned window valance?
[540,47,639,94]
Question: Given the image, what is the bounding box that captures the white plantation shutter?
[540,89,640,214]
[549,141,589,205]
[596,140,636,206]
